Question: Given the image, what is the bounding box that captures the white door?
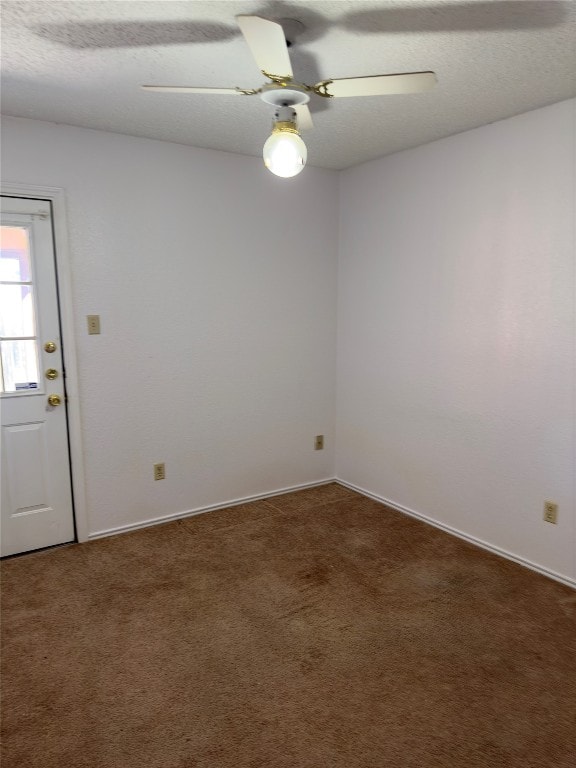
[1,196,75,556]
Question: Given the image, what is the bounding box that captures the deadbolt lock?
[45,368,59,380]
[47,394,62,407]
[44,341,57,353]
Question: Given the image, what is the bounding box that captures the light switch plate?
[543,501,558,524]
[87,315,101,335]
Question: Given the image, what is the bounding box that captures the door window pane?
[0,227,31,281]
[1,224,40,395]
[1,340,39,393]
[0,284,36,337]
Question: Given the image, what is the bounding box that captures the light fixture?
[263,106,307,178]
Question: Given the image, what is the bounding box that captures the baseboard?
[88,478,338,540]
[336,479,576,590]
[88,475,575,590]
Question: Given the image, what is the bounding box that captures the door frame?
[2,182,88,543]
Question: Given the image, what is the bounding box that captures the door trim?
[2,183,88,543]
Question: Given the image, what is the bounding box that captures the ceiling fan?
[142,15,437,178]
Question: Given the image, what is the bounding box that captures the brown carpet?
[1,483,575,768]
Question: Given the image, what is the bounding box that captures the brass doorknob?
[44,341,57,353]
[45,368,59,380]
[47,394,62,407]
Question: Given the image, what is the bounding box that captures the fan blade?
[141,85,252,95]
[319,71,437,98]
[294,104,314,131]
[236,15,293,79]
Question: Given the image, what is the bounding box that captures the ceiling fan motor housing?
[260,84,310,108]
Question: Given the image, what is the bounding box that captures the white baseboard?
[336,479,576,590]
[88,478,338,540]
[88,475,575,590]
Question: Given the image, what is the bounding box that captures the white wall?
[1,116,339,536]
[2,101,574,584]
[337,99,575,583]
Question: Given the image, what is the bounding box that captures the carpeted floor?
[1,482,575,768]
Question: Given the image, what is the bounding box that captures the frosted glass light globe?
[263,131,307,178]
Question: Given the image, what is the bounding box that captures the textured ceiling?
[1,0,575,170]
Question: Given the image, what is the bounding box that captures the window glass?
[1,225,39,394]
[0,227,31,281]
[0,284,36,337]
[1,340,39,392]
